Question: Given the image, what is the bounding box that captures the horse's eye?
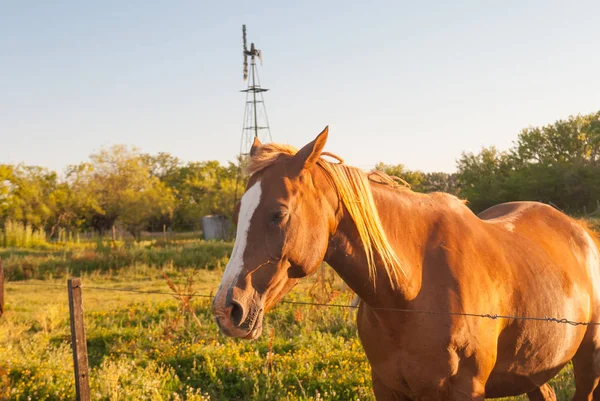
[271,210,287,224]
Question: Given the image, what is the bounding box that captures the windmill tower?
[232,25,273,208]
[239,24,272,157]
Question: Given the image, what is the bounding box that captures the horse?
[212,127,600,401]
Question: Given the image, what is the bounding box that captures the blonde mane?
[246,143,406,289]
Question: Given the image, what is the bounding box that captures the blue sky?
[1,1,599,173]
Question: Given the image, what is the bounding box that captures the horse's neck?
[325,184,450,307]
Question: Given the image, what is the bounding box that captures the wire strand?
[7,280,600,326]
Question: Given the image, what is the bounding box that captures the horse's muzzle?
[212,291,264,339]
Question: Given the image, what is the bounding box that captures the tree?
[63,162,103,232]
[0,164,58,229]
[420,172,458,195]
[71,145,175,239]
[374,163,424,190]
[141,152,182,186]
[456,147,516,213]
[373,163,457,195]
[0,164,15,222]
[174,160,243,229]
[513,111,600,166]
[456,111,600,214]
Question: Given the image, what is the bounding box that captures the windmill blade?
[242,25,247,52]
[257,49,262,65]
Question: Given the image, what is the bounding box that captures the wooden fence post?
[0,258,4,318]
[68,278,91,401]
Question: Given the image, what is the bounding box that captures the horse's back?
[478,201,593,252]
[478,200,547,221]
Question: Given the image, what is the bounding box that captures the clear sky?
[1,1,599,174]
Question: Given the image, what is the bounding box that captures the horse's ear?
[295,126,329,169]
[250,136,262,157]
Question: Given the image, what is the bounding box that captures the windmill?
[239,24,272,157]
[232,25,273,209]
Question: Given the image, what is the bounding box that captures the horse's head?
[212,127,336,339]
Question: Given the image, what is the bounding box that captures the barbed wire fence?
[9,281,600,326]
[3,274,600,400]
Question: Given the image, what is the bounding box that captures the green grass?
[1,267,372,400]
[0,239,233,280]
[0,241,578,400]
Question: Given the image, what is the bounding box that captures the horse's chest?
[357,308,456,395]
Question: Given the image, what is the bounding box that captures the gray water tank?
[201,215,233,241]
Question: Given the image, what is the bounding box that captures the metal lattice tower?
[239,24,272,157]
[233,25,272,208]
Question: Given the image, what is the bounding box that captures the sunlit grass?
[1,266,372,400]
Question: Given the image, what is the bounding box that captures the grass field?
[0,239,578,400]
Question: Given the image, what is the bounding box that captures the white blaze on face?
[220,181,263,289]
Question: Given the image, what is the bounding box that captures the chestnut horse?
[212,127,600,401]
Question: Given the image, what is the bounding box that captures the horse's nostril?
[230,300,245,327]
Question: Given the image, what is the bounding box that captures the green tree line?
[379,110,600,215]
[0,146,244,240]
[456,110,600,214]
[1,110,598,240]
